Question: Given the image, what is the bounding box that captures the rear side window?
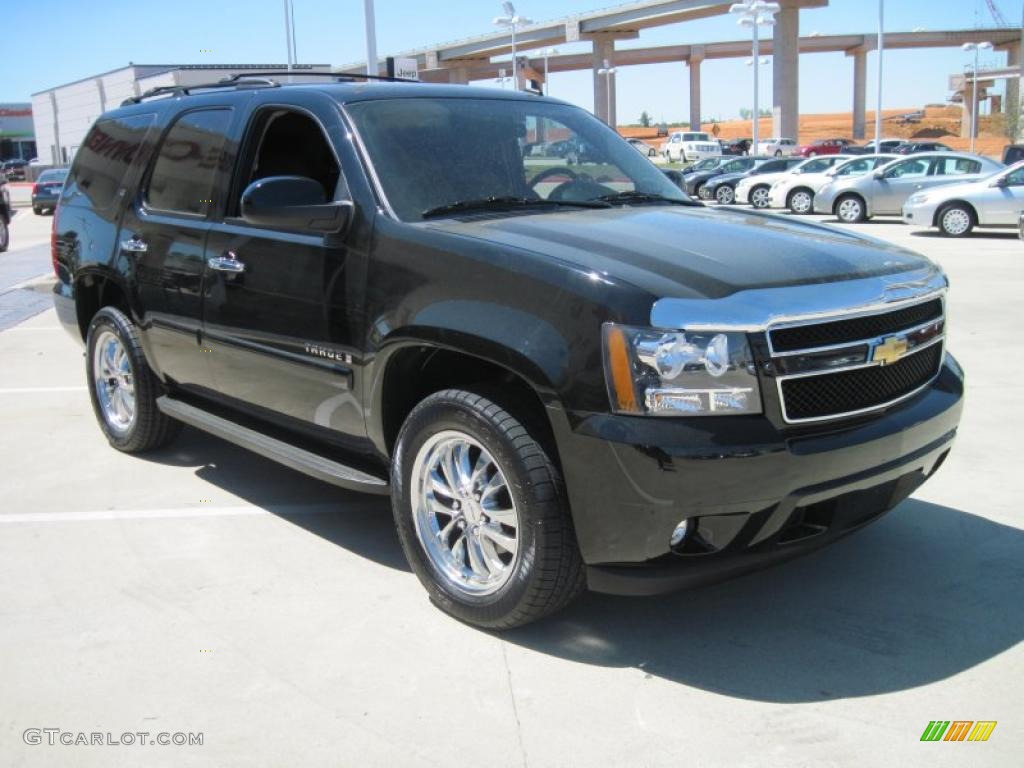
[931,157,980,176]
[65,113,155,211]
[146,109,233,215]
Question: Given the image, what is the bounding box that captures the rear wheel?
[937,203,974,237]
[33,206,42,215]
[0,217,8,252]
[392,389,585,629]
[86,306,181,453]
[774,150,783,157]
[787,188,814,215]
[835,194,867,223]
[696,183,710,200]
[715,185,735,204]
[750,185,771,208]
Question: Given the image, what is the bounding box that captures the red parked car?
[794,138,853,158]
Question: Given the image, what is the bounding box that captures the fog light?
[670,519,690,548]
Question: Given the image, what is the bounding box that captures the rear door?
[200,98,368,443]
[118,106,236,391]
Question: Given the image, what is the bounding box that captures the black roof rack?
[121,71,417,105]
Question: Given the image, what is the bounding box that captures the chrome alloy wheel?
[715,185,735,204]
[790,190,812,214]
[941,207,971,235]
[93,330,136,434]
[837,197,863,222]
[750,187,770,208]
[411,431,520,596]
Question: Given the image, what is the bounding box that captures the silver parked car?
[813,153,1003,223]
[902,161,1024,236]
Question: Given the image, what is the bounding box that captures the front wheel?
[392,389,585,629]
[715,185,735,204]
[0,217,8,252]
[750,185,771,208]
[835,194,867,223]
[937,203,974,237]
[788,188,814,215]
[86,306,181,453]
[774,150,783,157]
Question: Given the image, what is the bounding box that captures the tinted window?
[931,157,980,176]
[757,159,789,173]
[146,109,233,215]
[886,158,930,178]
[38,169,69,182]
[835,158,873,176]
[65,114,155,211]
[1004,166,1024,185]
[801,158,833,173]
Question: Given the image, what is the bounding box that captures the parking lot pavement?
[1,212,1022,767]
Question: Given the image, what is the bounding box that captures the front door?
[120,107,235,391]
[201,104,367,443]
[980,165,1024,225]
[872,156,931,214]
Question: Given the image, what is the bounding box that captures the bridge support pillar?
[591,37,616,126]
[772,0,800,140]
[851,48,867,139]
[689,46,704,131]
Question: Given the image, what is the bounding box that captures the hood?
[422,206,932,300]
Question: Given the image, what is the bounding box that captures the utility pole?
[283,0,294,71]
[364,0,378,76]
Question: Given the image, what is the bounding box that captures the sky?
[1,0,1020,124]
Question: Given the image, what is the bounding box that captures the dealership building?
[31,63,332,166]
[0,103,36,161]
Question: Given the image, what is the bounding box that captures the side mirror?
[240,176,352,233]
[662,169,685,189]
[873,169,886,180]
[992,176,1009,188]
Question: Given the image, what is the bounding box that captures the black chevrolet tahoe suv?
[52,76,963,628]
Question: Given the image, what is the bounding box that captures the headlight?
[906,193,927,206]
[603,324,762,416]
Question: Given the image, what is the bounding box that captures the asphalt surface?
[0,211,53,331]
[0,206,1021,767]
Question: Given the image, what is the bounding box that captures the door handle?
[120,236,148,253]
[207,252,246,273]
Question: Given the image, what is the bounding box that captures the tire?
[0,216,8,252]
[695,183,710,200]
[392,389,585,629]
[86,306,181,453]
[937,203,974,237]
[33,206,42,215]
[750,184,771,208]
[835,193,867,223]
[774,150,783,157]
[715,184,735,204]
[787,188,814,215]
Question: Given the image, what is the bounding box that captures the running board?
[156,396,390,495]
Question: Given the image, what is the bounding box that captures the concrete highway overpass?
[337,0,1022,139]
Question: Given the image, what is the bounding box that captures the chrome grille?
[770,296,946,424]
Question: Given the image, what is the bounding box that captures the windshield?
[682,133,710,142]
[348,98,687,221]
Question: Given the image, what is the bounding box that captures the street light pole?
[538,47,559,95]
[962,41,993,153]
[493,3,532,91]
[364,0,378,76]
[283,0,294,71]
[730,1,779,155]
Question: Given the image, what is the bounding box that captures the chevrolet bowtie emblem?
[873,335,909,366]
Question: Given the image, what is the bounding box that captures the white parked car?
[736,155,847,208]
[659,131,722,163]
[902,161,1024,236]
[756,137,798,157]
[767,154,895,214]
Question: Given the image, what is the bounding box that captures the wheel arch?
[932,199,978,228]
[73,268,133,341]
[833,190,869,217]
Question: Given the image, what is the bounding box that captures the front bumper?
[902,201,936,227]
[684,150,720,162]
[549,357,963,595]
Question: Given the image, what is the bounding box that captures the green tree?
[639,111,652,127]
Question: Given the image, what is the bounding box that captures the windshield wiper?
[594,191,700,207]
[422,196,610,219]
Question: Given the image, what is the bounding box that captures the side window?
[1004,167,1024,186]
[837,159,869,176]
[65,113,156,211]
[931,157,980,176]
[146,109,233,215]
[233,109,340,218]
[886,158,929,179]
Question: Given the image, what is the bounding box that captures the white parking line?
[0,386,87,394]
[0,503,357,524]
